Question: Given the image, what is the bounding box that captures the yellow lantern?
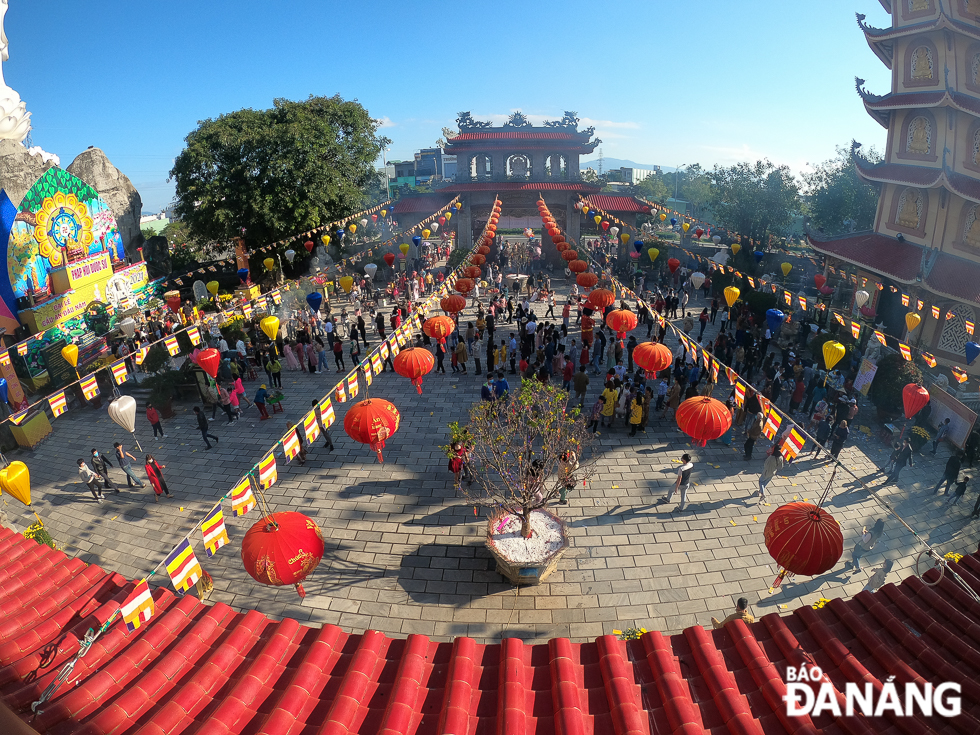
[445,212,452,221]
[206,281,219,296]
[321,235,329,245]
[593,215,602,225]
[264,257,275,271]
[381,209,387,217]
[731,243,741,256]
[62,344,78,367]
[682,222,690,232]
[781,262,792,277]
[339,276,354,293]
[724,286,740,308]
[422,229,431,239]
[400,243,410,255]
[905,312,921,332]
[582,205,589,215]
[260,316,280,341]
[659,213,667,221]
[0,461,31,506]
[647,247,660,263]
[823,340,846,370]
[620,233,630,244]
[348,223,357,233]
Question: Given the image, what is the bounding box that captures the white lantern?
[192,280,208,301]
[690,272,706,289]
[364,263,378,279]
[118,317,136,338]
[284,249,296,263]
[712,235,721,244]
[609,227,619,239]
[359,218,368,227]
[855,290,870,308]
[430,222,440,233]
[108,395,141,451]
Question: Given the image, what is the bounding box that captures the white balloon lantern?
[284,249,296,263]
[712,235,722,244]
[364,263,378,280]
[574,202,583,211]
[430,222,439,233]
[690,272,706,290]
[855,290,870,309]
[192,280,208,302]
[108,395,141,451]
[359,218,368,227]
[609,226,619,239]
[118,317,136,338]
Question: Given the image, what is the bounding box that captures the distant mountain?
[580,157,671,172]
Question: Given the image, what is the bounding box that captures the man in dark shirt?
[933,453,963,495]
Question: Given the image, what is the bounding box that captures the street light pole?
[674,164,685,201]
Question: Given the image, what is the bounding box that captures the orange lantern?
[568,260,588,274]
[464,266,482,279]
[765,502,843,577]
[633,341,673,379]
[605,309,638,340]
[478,245,491,255]
[469,254,486,266]
[551,235,564,244]
[561,250,578,262]
[555,241,570,252]
[424,315,456,345]
[440,295,466,314]
[675,396,732,447]
[393,347,435,394]
[576,272,598,289]
[344,398,401,462]
[587,288,616,311]
[454,278,475,295]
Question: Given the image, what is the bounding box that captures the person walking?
[455,339,468,375]
[113,442,144,488]
[885,438,914,484]
[146,403,166,438]
[332,337,345,372]
[572,366,589,407]
[217,384,235,423]
[266,355,282,388]
[194,406,219,450]
[830,420,849,459]
[90,448,115,492]
[932,452,962,495]
[944,476,969,507]
[435,341,446,374]
[254,384,270,421]
[144,454,173,502]
[78,459,104,502]
[810,415,833,458]
[756,450,784,503]
[848,519,884,573]
[931,418,951,455]
[663,453,694,511]
[744,412,764,460]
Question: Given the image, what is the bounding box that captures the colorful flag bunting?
[798,296,807,311]
[380,342,390,360]
[953,367,969,384]
[784,291,792,306]
[319,396,336,428]
[271,291,282,305]
[747,277,755,288]
[121,579,154,633]
[48,391,67,417]
[9,409,29,425]
[763,411,782,440]
[780,429,805,461]
[335,383,347,403]
[164,335,180,356]
[282,428,301,461]
[231,477,255,516]
[834,313,845,326]
[362,361,373,386]
[346,372,359,399]
[851,321,861,339]
[187,326,202,346]
[81,375,100,400]
[967,321,975,336]
[16,343,27,356]
[734,381,746,407]
[874,330,887,346]
[917,299,924,311]
[899,343,912,361]
[111,360,129,385]
[922,352,937,368]
[303,410,320,444]
[165,539,202,594]
[258,452,277,489]
[946,310,956,320]
[242,303,254,319]
[135,347,148,365]
[0,351,10,368]
[201,504,230,557]
[371,353,383,375]
[901,293,909,306]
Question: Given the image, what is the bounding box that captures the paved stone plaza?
[6,284,980,645]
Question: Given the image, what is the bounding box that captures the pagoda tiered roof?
[853,156,980,205]
[444,111,600,154]
[857,10,980,68]
[856,82,980,127]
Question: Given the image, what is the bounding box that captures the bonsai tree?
[459,381,596,538]
[870,353,923,414]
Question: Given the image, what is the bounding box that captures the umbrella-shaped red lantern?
[241,511,324,598]
[384,253,396,267]
[423,315,455,345]
[469,254,486,266]
[440,295,466,314]
[561,250,579,262]
[903,383,930,419]
[393,347,435,394]
[344,398,401,462]
[675,396,732,446]
[605,309,638,340]
[588,288,616,311]
[764,502,843,579]
[632,341,673,379]
[568,260,588,274]
[668,258,681,274]
[454,278,475,295]
[197,348,221,379]
[576,272,598,290]
[464,266,482,279]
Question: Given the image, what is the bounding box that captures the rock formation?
[0,138,54,206]
[67,147,143,261]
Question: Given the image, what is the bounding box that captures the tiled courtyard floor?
[5,281,979,644]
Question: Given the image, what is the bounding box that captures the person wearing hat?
[711,598,754,629]
[254,384,270,420]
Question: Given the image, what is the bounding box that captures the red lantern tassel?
[295,583,306,598]
[372,441,385,462]
[413,378,423,395]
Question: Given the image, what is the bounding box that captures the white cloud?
[579,117,640,130]
[376,116,396,128]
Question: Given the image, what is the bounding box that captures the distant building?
[619,167,658,184]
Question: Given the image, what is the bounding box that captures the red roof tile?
[925,252,980,305]
[444,181,602,193]
[808,231,921,283]
[585,195,651,214]
[4,526,980,733]
[390,194,455,215]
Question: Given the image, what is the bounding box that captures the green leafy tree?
[803,144,881,235]
[710,160,801,242]
[170,95,391,251]
[635,173,670,202]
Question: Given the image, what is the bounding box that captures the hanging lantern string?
[243,199,395,256]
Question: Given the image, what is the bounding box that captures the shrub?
[24,521,56,549]
[869,353,923,412]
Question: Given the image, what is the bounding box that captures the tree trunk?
[521,507,532,539]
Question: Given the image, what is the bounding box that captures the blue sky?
[9,0,893,212]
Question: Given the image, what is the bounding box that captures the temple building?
[808,1,980,372]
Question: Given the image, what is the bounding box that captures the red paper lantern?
[600,221,610,231]
[576,272,598,289]
[393,347,435,394]
[551,235,564,245]
[438,216,446,226]
[303,240,314,252]
[555,241,570,252]
[633,341,673,378]
[197,348,221,379]
[814,274,827,289]
[588,288,615,311]
[424,315,455,345]
[440,295,466,314]
[903,383,930,419]
[548,227,560,238]
[469,254,486,266]
[478,245,491,255]
[384,253,395,267]
[371,214,378,222]
[695,228,704,238]
[454,278,475,295]
[668,258,681,273]
[605,309,638,339]
[241,511,324,597]
[166,294,181,314]
[561,250,579,262]
[486,225,497,235]
[764,503,843,576]
[675,396,732,446]
[344,398,401,462]
[464,266,482,279]
[568,260,588,274]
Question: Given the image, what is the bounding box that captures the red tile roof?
[925,252,980,305]
[807,231,922,283]
[390,194,455,215]
[585,195,651,214]
[853,159,943,188]
[444,181,602,193]
[4,526,980,733]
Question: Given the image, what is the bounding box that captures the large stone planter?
[485,508,568,586]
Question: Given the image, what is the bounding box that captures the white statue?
[0,0,32,144]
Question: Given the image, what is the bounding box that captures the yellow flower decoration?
[33,192,94,266]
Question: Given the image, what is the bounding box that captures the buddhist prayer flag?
[255,297,267,312]
[111,360,129,385]
[901,293,910,306]
[932,306,940,319]
[8,409,28,425]
[379,342,390,360]
[763,411,782,441]
[165,539,202,594]
[346,372,359,399]
[861,277,868,287]
[258,452,277,489]
[335,383,347,403]
[747,277,755,288]
[0,351,10,368]
[81,375,100,400]
[231,477,255,516]
[851,322,861,339]
[48,391,67,417]
[303,410,320,444]
[734,381,746,407]
[271,291,282,305]
[319,396,336,428]
[361,361,373,386]
[135,347,148,365]
[725,366,737,384]
[371,353,383,375]
[946,311,956,320]
[201,504,230,557]
[967,321,975,336]
[899,343,912,361]
[953,367,969,384]
[164,335,179,357]
[780,429,806,462]
[396,329,407,347]
[187,326,202,346]
[798,296,807,311]
[121,580,154,633]
[242,303,254,319]
[833,313,845,326]
[711,359,720,383]
[282,428,301,461]
[874,330,887,346]
[922,352,937,368]
[16,343,27,356]
[784,291,792,306]
[917,299,924,311]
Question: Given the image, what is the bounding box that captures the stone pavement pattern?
[6,278,980,644]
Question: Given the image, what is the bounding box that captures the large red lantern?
[605,309,638,340]
[548,227,560,238]
[555,241,570,252]
[675,396,732,446]
[577,272,598,289]
[765,502,843,577]
[561,250,579,262]
[393,347,435,394]
[668,258,681,274]
[469,254,486,266]
[568,260,588,274]
[633,341,673,379]
[588,288,616,311]
[464,266,482,279]
[241,512,324,597]
[440,295,466,314]
[384,253,396,267]
[814,274,827,289]
[485,224,497,235]
[454,278,475,295]
[344,398,401,462]
[551,235,565,245]
[423,315,455,345]
[478,245,491,255]
[903,383,930,419]
[197,348,221,379]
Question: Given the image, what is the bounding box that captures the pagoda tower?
[809,0,980,370]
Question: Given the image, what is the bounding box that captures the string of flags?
[244,199,394,256]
